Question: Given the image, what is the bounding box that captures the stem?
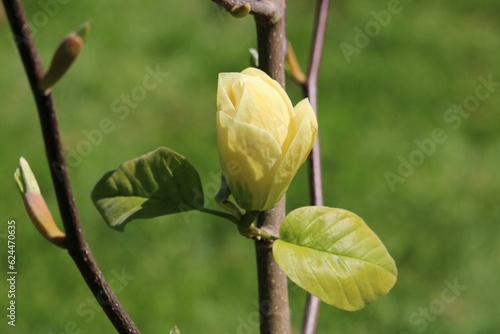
[301,0,330,333]
[215,175,243,221]
[255,199,290,334]
[254,5,286,84]
[235,212,279,241]
[252,225,278,241]
[199,207,239,223]
[3,1,140,333]
[249,1,291,333]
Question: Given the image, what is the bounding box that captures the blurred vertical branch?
[299,0,330,333]
[2,0,140,333]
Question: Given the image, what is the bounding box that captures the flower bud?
[216,68,317,211]
[14,157,66,248]
[39,21,91,93]
[230,3,251,18]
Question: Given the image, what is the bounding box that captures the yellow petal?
[242,67,297,147]
[293,98,318,155]
[242,67,295,118]
[264,99,317,209]
[233,77,290,145]
[217,111,282,210]
[217,72,244,115]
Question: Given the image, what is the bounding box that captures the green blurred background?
[1,0,499,333]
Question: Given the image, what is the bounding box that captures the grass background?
[1,0,499,333]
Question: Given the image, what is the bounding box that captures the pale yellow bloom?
[217,68,318,211]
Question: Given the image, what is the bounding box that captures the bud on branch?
[39,21,91,93]
[14,157,66,249]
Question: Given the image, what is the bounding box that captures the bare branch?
[304,0,330,113]
[245,0,291,333]
[301,0,331,333]
[2,0,140,332]
[255,199,290,334]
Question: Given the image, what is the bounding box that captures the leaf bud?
[230,3,251,18]
[14,157,66,249]
[39,21,91,93]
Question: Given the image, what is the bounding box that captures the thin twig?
[301,0,330,333]
[3,0,140,332]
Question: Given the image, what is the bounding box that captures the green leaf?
[273,206,397,311]
[91,147,203,230]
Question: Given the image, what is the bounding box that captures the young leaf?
[92,147,204,230]
[273,206,397,311]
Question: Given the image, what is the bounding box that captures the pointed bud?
[249,48,259,68]
[75,20,92,42]
[169,326,180,334]
[230,3,251,18]
[39,21,91,93]
[14,157,66,249]
[14,156,40,195]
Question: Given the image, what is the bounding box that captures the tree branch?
[249,0,291,333]
[255,200,290,334]
[3,1,140,332]
[300,0,330,334]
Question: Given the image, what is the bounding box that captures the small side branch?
[3,0,140,332]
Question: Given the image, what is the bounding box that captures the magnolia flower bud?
[39,21,91,93]
[14,157,66,249]
[216,68,317,211]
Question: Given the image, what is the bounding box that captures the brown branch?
[255,200,290,334]
[3,0,140,333]
[213,0,290,331]
[249,0,291,333]
[301,0,330,334]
